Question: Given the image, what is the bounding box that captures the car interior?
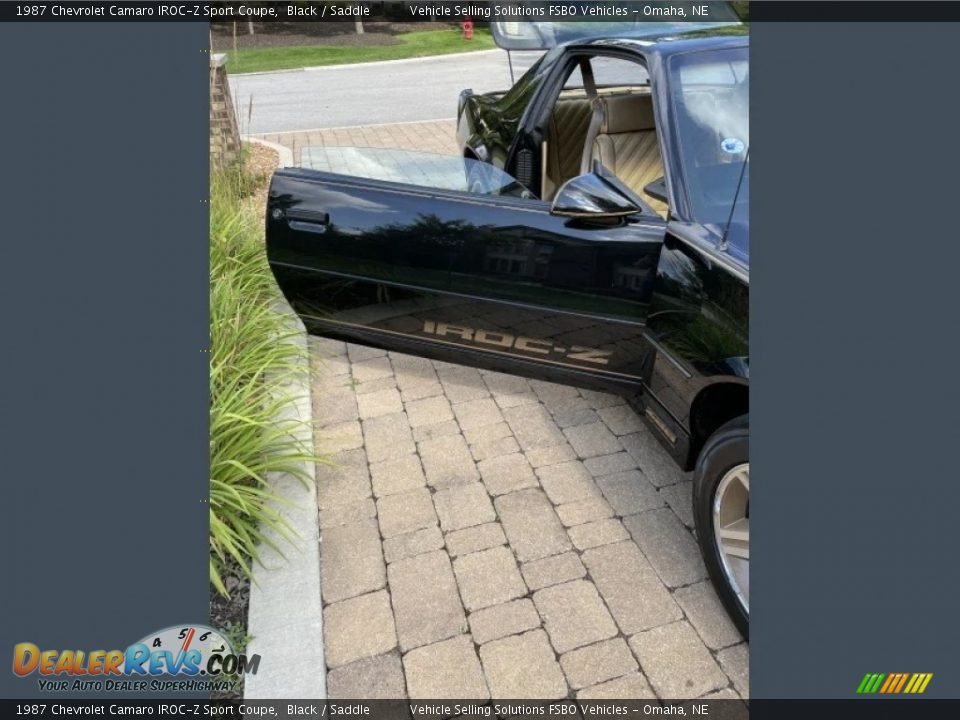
[541,56,669,218]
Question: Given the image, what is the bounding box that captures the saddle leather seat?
[582,94,668,217]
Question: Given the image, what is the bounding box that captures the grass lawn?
[227,28,496,74]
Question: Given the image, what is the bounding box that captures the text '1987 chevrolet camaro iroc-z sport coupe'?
[266,19,750,634]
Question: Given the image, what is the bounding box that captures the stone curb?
[244,135,294,168]
[243,151,324,699]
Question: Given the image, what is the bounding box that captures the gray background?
[1,17,959,702]
[751,22,960,697]
[0,23,209,698]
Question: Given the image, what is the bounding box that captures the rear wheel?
[693,415,749,637]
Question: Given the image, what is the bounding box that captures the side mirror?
[550,173,641,219]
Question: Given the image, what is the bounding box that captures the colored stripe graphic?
[858,673,933,694]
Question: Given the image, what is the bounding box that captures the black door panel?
[267,165,667,387]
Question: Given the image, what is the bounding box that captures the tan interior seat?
[582,94,668,218]
[542,97,592,201]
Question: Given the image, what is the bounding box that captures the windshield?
[668,46,749,246]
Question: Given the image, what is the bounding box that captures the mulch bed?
[210,21,458,51]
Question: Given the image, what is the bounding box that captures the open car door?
[266,148,668,395]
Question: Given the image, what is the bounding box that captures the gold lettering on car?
[421,320,612,366]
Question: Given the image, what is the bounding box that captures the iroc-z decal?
[422,320,612,366]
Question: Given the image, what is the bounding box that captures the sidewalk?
[254,119,457,166]
[311,338,748,701]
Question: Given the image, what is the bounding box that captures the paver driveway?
[311,337,748,701]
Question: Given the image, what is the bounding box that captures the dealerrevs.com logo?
[12,624,260,693]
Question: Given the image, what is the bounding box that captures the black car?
[265,21,750,633]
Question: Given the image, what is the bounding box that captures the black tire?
[693,415,749,638]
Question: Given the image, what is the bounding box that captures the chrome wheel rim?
[713,463,749,613]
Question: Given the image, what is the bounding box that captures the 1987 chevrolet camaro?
[266,20,750,633]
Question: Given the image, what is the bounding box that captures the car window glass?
[563,57,649,90]
[299,147,535,199]
[668,47,749,227]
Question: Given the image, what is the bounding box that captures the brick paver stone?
[582,541,682,634]
[323,590,397,668]
[546,396,600,429]
[326,652,406,699]
[568,518,630,550]
[446,522,507,557]
[503,404,566,450]
[595,470,664,516]
[563,422,623,458]
[412,419,460,443]
[453,397,504,430]
[405,394,454,428]
[495,488,572,562]
[369,454,426,498]
[623,509,706,588]
[453,546,527,611]
[533,580,618,654]
[357,387,403,419]
[321,519,385,603]
[674,581,743,651]
[477,452,538,496]
[314,387,359,427]
[479,629,568,699]
[419,433,480,487]
[470,435,521,462]
[388,550,466,651]
[433,482,496,532]
[494,391,539,409]
[362,412,415,463]
[560,638,639,690]
[525,443,577,468]
[481,370,531,395]
[319,497,376,530]
[658,481,695,529]
[556,497,615,527]
[316,420,364,454]
[316,448,371,511]
[348,344,386,362]
[629,620,728,698]
[576,673,656,700]
[597,404,644,436]
[437,366,490,403]
[401,381,443,403]
[382,525,444,565]
[376,487,438,539]
[403,635,490,700]
[718,643,749,698]
[463,421,512,446]
[469,598,541,645]
[521,552,587,591]
[355,377,395,396]
[620,430,688,487]
[351,355,393,383]
[583,452,637,478]
[530,380,580,404]
[579,389,626,410]
[536,460,602,505]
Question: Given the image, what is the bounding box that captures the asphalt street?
[229,49,543,135]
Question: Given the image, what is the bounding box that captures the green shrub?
[209,168,318,596]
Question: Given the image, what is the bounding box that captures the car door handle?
[285,209,330,234]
